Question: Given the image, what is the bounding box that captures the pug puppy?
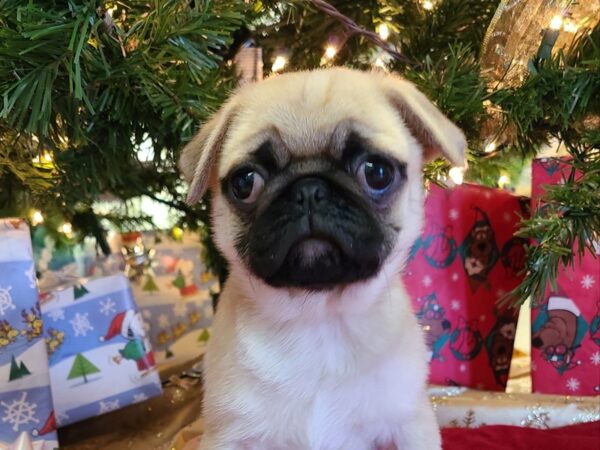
[180,68,466,450]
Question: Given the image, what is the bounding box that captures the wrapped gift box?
[40,274,162,427]
[127,232,216,370]
[0,219,59,449]
[530,158,600,396]
[402,184,530,391]
[32,227,102,283]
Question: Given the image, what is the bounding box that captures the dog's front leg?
[392,400,441,450]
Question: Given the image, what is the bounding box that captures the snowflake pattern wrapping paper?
[0,219,58,450]
[402,184,530,391]
[39,274,162,427]
[530,158,600,396]
[129,232,216,370]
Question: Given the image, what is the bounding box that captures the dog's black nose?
[292,177,330,208]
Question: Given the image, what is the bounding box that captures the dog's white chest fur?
[200,274,436,450]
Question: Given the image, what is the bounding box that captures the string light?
[271,55,287,73]
[31,210,44,226]
[550,15,563,31]
[32,150,54,164]
[324,45,337,59]
[422,0,434,11]
[484,141,496,153]
[448,167,464,185]
[498,175,510,188]
[59,222,73,235]
[378,23,390,41]
[106,3,118,17]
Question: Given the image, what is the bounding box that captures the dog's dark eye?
[230,169,265,203]
[358,156,395,193]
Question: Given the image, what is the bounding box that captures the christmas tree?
[171,270,186,290]
[8,355,31,381]
[0,0,246,253]
[142,275,160,293]
[198,328,210,343]
[73,284,90,299]
[67,352,101,384]
[0,1,598,305]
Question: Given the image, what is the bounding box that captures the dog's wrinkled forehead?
[219,70,417,176]
[179,68,466,205]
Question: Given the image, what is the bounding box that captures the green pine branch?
[506,151,599,307]
[0,0,247,245]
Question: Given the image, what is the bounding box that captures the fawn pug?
[180,68,466,450]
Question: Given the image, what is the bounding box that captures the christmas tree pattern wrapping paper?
[0,219,59,450]
[530,158,600,396]
[130,233,216,370]
[402,184,530,391]
[39,274,162,427]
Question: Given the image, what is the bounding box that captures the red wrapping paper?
[441,421,600,450]
[530,158,600,396]
[402,183,529,390]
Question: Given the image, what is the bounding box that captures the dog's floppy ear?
[384,77,466,166]
[179,101,237,205]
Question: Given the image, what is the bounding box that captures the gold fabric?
[480,0,600,88]
[57,355,599,449]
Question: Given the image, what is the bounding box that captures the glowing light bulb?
[106,4,118,17]
[422,0,434,10]
[271,55,287,73]
[59,223,73,235]
[448,167,464,185]
[550,15,563,30]
[484,142,497,153]
[374,57,386,69]
[32,150,54,164]
[324,45,337,59]
[498,175,510,188]
[31,210,44,226]
[378,23,390,41]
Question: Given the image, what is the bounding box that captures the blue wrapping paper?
[40,274,162,427]
[0,219,59,449]
[131,233,216,370]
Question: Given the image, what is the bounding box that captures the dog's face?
[469,225,494,260]
[180,69,465,291]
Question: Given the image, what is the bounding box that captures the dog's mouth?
[252,226,385,291]
[288,237,341,268]
[264,235,348,290]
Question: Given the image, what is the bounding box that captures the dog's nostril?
[313,186,325,202]
[292,177,330,207]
